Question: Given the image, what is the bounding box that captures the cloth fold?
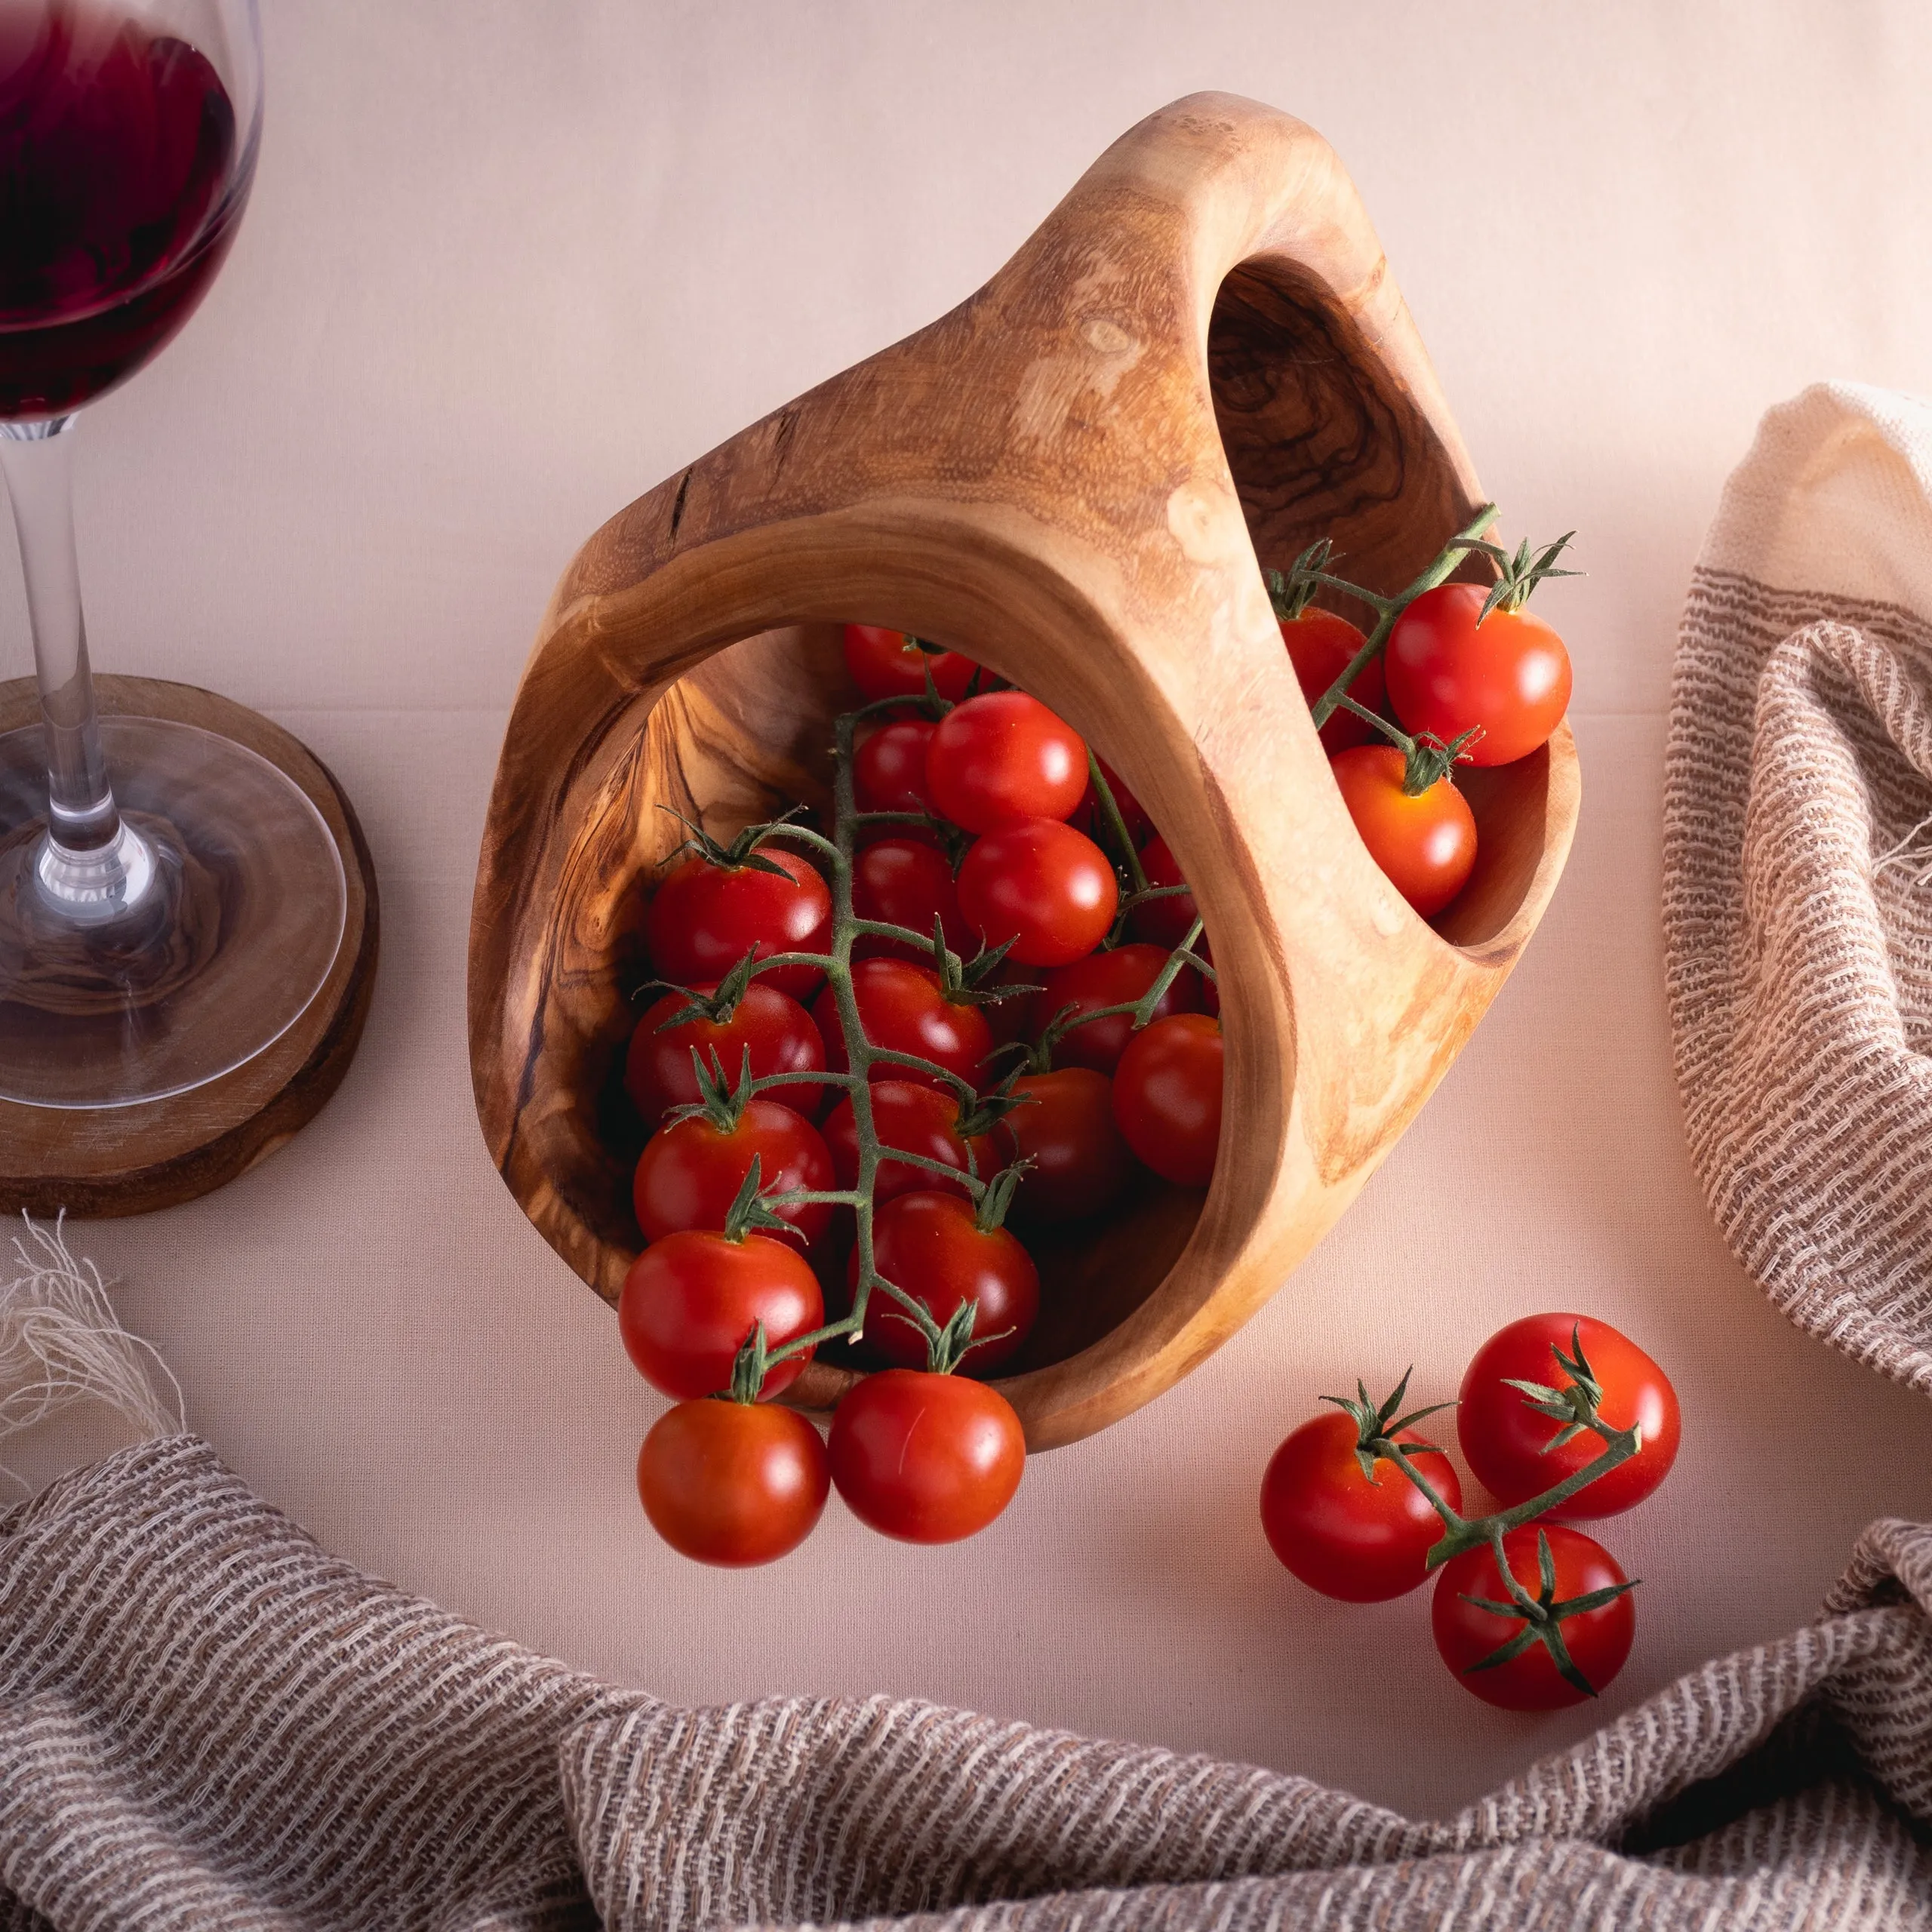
[6,1437,1932,1930]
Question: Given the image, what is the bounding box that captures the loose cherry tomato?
[1329,745,1476,919]
[956,820,1118,968]
[1280,605,1387,755]
[645,846,832,1001]
[1074,755,1153,848]
[638,1398,829,1566]
[1128,834,1200,949]
[828,1368,1026,1542]
[1035,943,1201,1075]
[617,1228,823,1398]
[925,691,1087,832]
[854,716,940,816]
[1112,1012,1222,1186]
[1004,1068,1134,1222]
[822,1079,1004,1208]
[632,1098,835,1251]
[1260,1411,1463,1602]
[624,980,826,1128]
[851,837,969,962]
[812,958,993,1094]
[842,624,979,703]
[857,1189,1038,1372]
[1385,583,1572,768]
[1432,1525,1635,1709]
[1458,1315,1681,1521]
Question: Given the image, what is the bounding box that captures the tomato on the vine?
[854,716,940,816]
[617,1228,823,1399]
[638,1399,829,1566]
[956,819,1117,968]
[624,978,825,1128]
[1385,582,1572,768]
[1035,943,1201,1075]
[632,1097,835,1250]
[828,1368,1026,1542]
[813,958,993,1094]
[1329,745,1476,920]
[851,838,969,962]
[646,846,832,1001]
[924,691,1087,832]
[1260,1411,1463,1602]
[1432,1524,1635,1709]
[857,1189,1038,1373]
[1281,605,1388,755]
[1128,834,1199,950]
[1004,1068,1134,1223]
[822,1079,1006,1209]
[1458,1315,1681,1521]
[1112,1012,1222,1186]
[842,624,979,703]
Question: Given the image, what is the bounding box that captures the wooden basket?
[467,93,1580,1450]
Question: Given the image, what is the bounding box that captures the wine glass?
[0,0,345,1109]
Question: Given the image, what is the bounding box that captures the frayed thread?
[1872,807,1932,884]
[0,1212,183,1498]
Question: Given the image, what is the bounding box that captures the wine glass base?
[0,715,347,1109]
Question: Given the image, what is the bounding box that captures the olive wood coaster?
[0,675,378,1216]
[469,93,1581,1449]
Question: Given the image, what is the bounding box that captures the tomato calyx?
[1321,1366,1457,1484]
[1498,1322,1611,1454]
[971,1159,1031,1235]
[1330,693,1480,795]
[1460,530,1582,624]
[1453,1526,1639,1699]
[1263,536,1336,623]
[645,948,761,1029]
[657,803,816,882]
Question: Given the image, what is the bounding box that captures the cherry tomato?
[1004,1068,1134,1223]
[1385,583,1572,768]
[1112,1012,1222,1187]
[925,691,1087,832]
[956,820,1118,968]
[1035,943,1201,1075]
[1457,1315,1681,1521]
[1432,1525,1635,1709]
[1074,755,1152,848]
[1280,605,1387,755]
[632,1098,835,1251]
[624,981,826,1128]
[851,837,969,962]
[978,955,1048,1052]
[854,716,940,816]
[812,958,993,1094]
[638,1398,829,1566]
[828,1368,1026,1543]
[1128,834,1199,949]
[841,624,979,703]
[1260,1411,1463,1601]
[617,1228,823,1398]
[856,1189,1039,1373]
[822,1079,1004,1208]
[645,846,832,1001]
[1329,745,1476,920]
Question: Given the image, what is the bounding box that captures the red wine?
[0,0,245,419]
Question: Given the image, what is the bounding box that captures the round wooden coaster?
[0,675,378,1217]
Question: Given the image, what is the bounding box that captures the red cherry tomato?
[822,1079,1004,1208]
[1112,1012,1222,1186]
[624,982,826,1128]
[1260,1411,1463,1602]
[632,1099,835,1251]
[1035,943,1201,1075]
[956,820,1118,968]
[854,716,940,816]
[851,837,969,962]
[925,691,1088,832]
[1004,1068,1134,1223]
[1128,834,1200,949]
[1385,582,1573,768]
[812,958,993,1095]
[645,846,832,1001]
[856,1189,1038,1373]
[1074,755,1153,848]
[638,1399,829,1566]
[841,624,979,703]
[828,1368,1026,1543]
[1432,1525,1635,1709]
[1457,1315,1681,1521]
[1280,605,1386,755]
[977,955,1048,1052]
[617,1229,823,1399]
[1329,745,1476,919]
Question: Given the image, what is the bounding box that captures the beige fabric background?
[10,0,1932,1820]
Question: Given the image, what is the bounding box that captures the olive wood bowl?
[467,92,1580,1450]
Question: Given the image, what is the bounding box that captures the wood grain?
[467,93,1581,1448]
[0,675,379,1217]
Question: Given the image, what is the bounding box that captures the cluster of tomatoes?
[616,623,1227,1565]
[1260,1314,1681,1709]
